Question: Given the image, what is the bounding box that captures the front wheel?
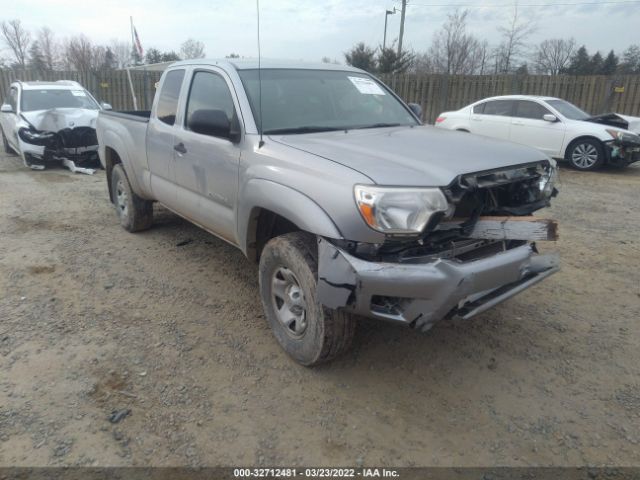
[567,139,604,171]
[110,164,153,232]
[258,232,356,366]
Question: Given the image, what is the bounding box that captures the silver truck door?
[147,68,186,206]
[171,68,242,244]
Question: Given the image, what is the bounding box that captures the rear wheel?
[567,138,604,171]
[258,232,356,366]
[110,164,153,232]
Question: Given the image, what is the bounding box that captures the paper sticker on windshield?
[71,90,87,97]
[348,76,386,95]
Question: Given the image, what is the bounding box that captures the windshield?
[21,89,99,112]
[547,99,590,120]
[238,69,418,134]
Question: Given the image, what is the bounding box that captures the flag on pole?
[130,17,144,58]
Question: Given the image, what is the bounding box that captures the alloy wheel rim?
[271,266,308,337]
[572,143,598,168]
[116,180,128,218]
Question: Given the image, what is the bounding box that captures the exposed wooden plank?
[440,216,559,241]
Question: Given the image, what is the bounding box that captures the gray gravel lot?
[0,151,639,467]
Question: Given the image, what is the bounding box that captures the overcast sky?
[4,0,640,63]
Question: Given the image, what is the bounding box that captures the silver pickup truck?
[97,59,559,366]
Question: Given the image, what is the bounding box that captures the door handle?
[512,121,524,126]
[471,116,482,122]
[173,142,187,155]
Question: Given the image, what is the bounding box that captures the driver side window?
[185,71,236,136]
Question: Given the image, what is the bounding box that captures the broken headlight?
[354,185,449,235]
[18,128,57,147]
[537,162,558,199]
[606,129,640,147]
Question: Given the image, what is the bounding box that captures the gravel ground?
[0,151,639,467]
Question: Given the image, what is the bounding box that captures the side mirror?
[1,104,13,113]
[188,109,233,140]
[543,114,557,123]
[408,103,422,120]
[101,102,113,110]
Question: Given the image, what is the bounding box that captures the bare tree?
[180,38,205,60]
[36,27,59,71]
[64,34,98,72]
[110,39,132,69]
[423,9,484,75]
[533,38,576,75]
[0,19,31,69]
[496,5,537,73]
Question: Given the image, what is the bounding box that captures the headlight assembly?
[537,162,558,199]
[18,128,57,147]
[354,185,449,235]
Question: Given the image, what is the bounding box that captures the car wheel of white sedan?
[567,139,604,171]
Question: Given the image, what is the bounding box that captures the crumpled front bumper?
[317,239,559,332]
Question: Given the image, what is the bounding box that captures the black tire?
[566,138,604,171]
[110,164,153,232]
[258,232,356,366]
[2,128,14,154]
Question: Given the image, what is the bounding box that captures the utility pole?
[383,8,397,51]
[397,0,407,57]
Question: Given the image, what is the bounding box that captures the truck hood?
[271,125,549,186]
[21,108,98,132]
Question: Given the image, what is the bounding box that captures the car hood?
[584,112,640,135]
[21,108,98,132]
[617,114,640,134]
[271,125,549,186]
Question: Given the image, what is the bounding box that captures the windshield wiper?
[263,126,347,135]
[353,123,405,130]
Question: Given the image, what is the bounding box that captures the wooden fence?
[2,69,640,124]
[379,74,640,123]
[0,69,163,111]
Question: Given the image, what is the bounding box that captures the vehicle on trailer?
[97,60,560,366]
[0,80,112,174]
[434,95,640,171]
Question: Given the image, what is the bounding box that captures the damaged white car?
[0,80,111,174]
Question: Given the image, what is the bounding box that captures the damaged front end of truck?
[318,160,560,332]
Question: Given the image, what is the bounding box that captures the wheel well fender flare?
[564,135,605,159]
[238,179,343,260]
[101,130,147,200]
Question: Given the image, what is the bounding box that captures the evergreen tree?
[601,50,618,75]
[160,51,181,62]
[377,44,414,74]
[344,42,377,73]
[589,51,603,74]
[28,41,46,73]
[102,47,116,70]
[131,45,142,66]
[565,45,591,74]
[619,45,640,73]
[145,47,163,64]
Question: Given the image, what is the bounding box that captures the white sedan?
[435,95,640,171]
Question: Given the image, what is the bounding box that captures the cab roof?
[167,58,366,73]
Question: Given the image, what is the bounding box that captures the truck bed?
[100,110,151,122]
